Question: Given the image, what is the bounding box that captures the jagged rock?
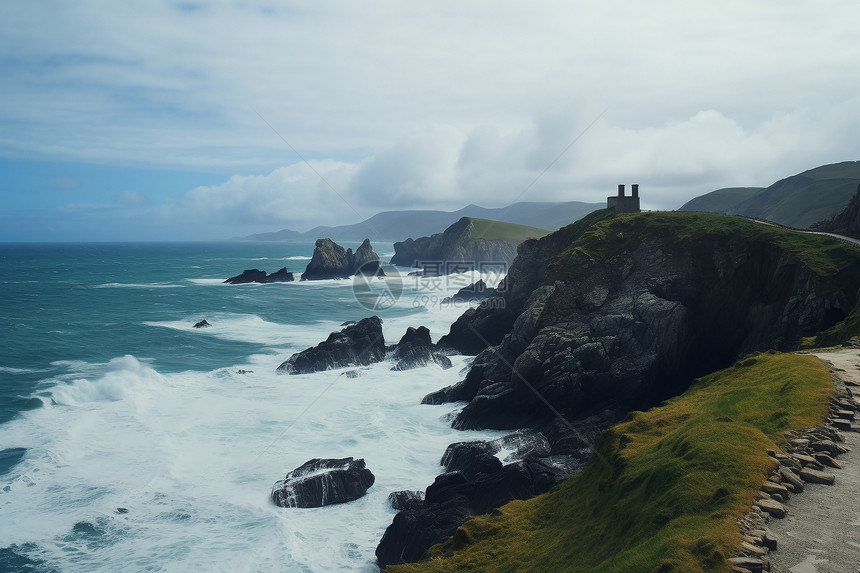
[225,267,294,284]
[271,457,375,508]
[301,238,384,280]
[442,279,495,304]
[388,490,425,511]
[390,326,452,371]
[277,316,386,374]
[375,430,580,568]
[375,499,473,568]
[488,429,552,462]
[193,320,211,328]
[798,468,836,485]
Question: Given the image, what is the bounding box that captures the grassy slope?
[389,352,833,573]
[547,211,860,292]
[679,187,763,214]
[467,217,552,241]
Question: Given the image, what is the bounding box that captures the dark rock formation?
[224,267,295,284]
[433,211,856,448]
[441,279,495,304]
[376,431,580,568]
[388,490,425,511]
[390,217,520,274]
[812,183,860,239]
[390,326,452,371]
[277,316,386,374]
[271,457,375,508]
[193,320,211,328]
[301,238,385,280]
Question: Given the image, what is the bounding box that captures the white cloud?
[2,0,860,238]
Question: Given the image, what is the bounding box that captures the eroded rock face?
[390,217,520,274]
[301,238,384,280]
[432,224,853,446]
[271,457,375,508]
[277,316,385,374]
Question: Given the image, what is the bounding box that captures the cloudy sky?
[2,1,859,241]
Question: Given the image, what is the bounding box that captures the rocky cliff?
[375,210,860,567]
[390,217,525,274]
[301,238,383,280]
[432,210,860,449]
[811,183,860,239]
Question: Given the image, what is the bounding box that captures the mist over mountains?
[240,201,602,242]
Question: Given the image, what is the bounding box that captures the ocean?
[0,241,505,572]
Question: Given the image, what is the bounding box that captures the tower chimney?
[632,184,639,198]
[617,184,625,197]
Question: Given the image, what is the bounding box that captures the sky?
[2,1,860,241]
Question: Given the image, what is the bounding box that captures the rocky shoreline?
[730,350,860,573]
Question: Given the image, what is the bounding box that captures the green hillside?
[466,217,551,241]
[389,351,833,573]
[679,160,860,228]
[679,187,763,214]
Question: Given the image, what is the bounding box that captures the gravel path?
[769,349,860,573]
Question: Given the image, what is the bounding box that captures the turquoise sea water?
[0,242,502,572]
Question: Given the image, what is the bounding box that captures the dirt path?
[769,348,860,573]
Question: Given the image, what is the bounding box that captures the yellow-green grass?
[388,352,833,573]
[467,218,551,241]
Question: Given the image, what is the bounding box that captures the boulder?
[193,320,211,328]
[798,468,836,485]
[754,497,786,518]
[271,457,375,508]
[277,316,386,374]
[390,326,453,371]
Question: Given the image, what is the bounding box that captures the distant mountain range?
[241,201,603,242]
[680,161,860,228]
